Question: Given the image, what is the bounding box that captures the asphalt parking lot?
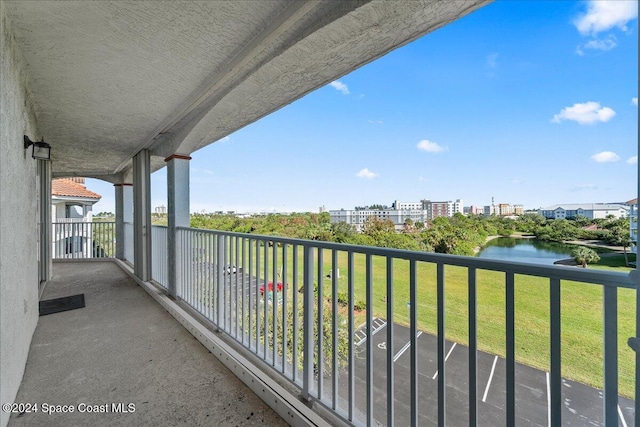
[214,271,635,426]
[348,319,635,426]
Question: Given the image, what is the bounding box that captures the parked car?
[225,265,240,274]
[259,281,286,294]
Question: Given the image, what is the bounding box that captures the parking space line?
[393,331,422,362]
[431,342,457,380]
[355,319,387,346]
[618,404,628,427]
[546,372,550,427]
[482,356,499,402]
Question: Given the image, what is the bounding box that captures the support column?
[133,150,152,281]
[166,154,191,298]
[114,183,133,260]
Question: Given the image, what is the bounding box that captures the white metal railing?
[52,222,115,259]
[151,225,168,288]
[54,217,90,223]
[124,222,134,264]
[173,227,636,427]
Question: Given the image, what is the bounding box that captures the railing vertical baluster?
[203,233,207,319]
[469,267,478,427]
[318,248,324,399]
[437,263,446,427]
[185,230,189,303]
[302,245,314,400]
[248,238,253,351]
[506,272,515,426]
[179,229,183,298]
[72,223,76,259]
[331,249,338,409]
[216,234,224,329]
[241,237,246,344]
[256,240,261,355]
[292,244,299,382]
[550,277,561,427]
[387,257,394,426]
[603,284,618,426]
[198,231,203,309]
[263,240,268,359]
[272,242,278,366]
[366,253,373,426]
[348,251,355,422]
[185,230,189,304]
[201,233,206,318]
[410,259,418,427]
[225,235,229,330]
[199,232,204,312]
[282,243,288,375]
[235,236,240,338]
[190,231,195,306]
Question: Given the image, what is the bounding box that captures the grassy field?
[222,240,635,398]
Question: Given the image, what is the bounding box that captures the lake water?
[476,237,578,265]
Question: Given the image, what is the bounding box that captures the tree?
[608,226,633,266]
[571,246,600,268]
[330,221,355,243]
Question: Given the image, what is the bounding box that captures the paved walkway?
[10,262,286,427]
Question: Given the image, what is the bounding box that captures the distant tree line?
[150,212,631,257]
[354,204,389,210]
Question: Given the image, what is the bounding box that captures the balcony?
[19,225,636,426]
[2,2,636,426]
[9,261,287,427]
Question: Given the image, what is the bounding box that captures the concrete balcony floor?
[9,261,287,426]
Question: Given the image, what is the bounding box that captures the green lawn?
[219,240,636,397]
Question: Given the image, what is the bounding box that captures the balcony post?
[302,245,314,400]
[133,149,152,281]
[114,183,132,260]
[166,154,191,298]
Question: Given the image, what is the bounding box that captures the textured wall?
[0,4,41,426]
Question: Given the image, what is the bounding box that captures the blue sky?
[89,0,638,214]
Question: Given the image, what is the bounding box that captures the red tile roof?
[52,178,101,199]
[627,198,638,205]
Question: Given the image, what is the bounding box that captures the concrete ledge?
[113,259,331,427]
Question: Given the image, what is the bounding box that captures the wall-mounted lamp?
[24,135,51,161]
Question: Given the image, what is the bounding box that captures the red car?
[259,281,286,294]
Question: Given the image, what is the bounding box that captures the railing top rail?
[53,221,117,224]
[151,224,168,229]
[177,226,634,289]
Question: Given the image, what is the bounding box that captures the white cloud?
[356,168,378,179]
[329,80,349,95]
[486,53,498,69]
[633,97,638,106]
[627,156,637,164]
[591,151,620,163]
[551,101,615,124]
[574,1,638,36]
[416,139,448,153]
[576,34,617,55]
[368,119,384,124]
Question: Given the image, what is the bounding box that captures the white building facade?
[538,203,629,220]
[330,198,463,231]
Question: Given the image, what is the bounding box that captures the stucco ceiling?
[4,0,490,183]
